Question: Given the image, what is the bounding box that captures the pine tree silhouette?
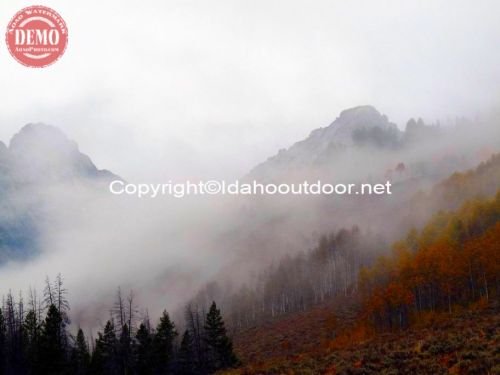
[71,328,90,374]
[177,329,195,375]
[39,304,66,374]
[91,320,118,374]
[152,310,177,373]
[204,301,239,372]
[135,323,153,375]
[0,309,6,374]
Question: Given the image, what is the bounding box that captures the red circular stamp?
[5,5,68,68]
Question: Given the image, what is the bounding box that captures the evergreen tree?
[4,292,23,373]
[0,309,6,375]
[135,323,153,375]
[102,320,119,373]
[177,329,195,375]
[71,328,90,375]
[91,320,118,374]
[23,309,41,372]
[118,323,133,374]
[39,304,67,374]
[90,332,106,374]
[204,302,238,372]
[152,310,177,373]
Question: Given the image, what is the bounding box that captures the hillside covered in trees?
[361,191,500,329]
[161,154,499,374]
[226,191,500,374]
[187,153,500,329]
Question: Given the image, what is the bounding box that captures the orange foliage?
[359,192,500,329]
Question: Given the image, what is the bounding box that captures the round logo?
[5,5,68,68]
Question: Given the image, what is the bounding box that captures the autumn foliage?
[229,192,500,374]
[360,191,500,329]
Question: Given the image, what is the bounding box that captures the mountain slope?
[228,303,499,375]
[226,190,500,374]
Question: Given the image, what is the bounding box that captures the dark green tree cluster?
[89,309,179,374]
[89,302,238,374]
[0,274,71,374]
[179,302,239,374]
[0,275,238,375]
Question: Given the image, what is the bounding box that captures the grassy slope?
[227,300,499,374]
[231,296,359,367]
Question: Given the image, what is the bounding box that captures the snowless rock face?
[248,105,398,180]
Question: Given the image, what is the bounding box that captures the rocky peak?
[10,123,80,159]
[248,106,399,180]
[310,105,397,146]
[6,123,117,183]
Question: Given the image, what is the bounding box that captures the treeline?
[191,228,385,329]
[0,278,238,374]
[360,191,500,330]
[351,117,441,150]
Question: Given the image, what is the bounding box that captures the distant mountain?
[6,123,118,184]
[0,123,119,263]
[247,105,497,187]
[221,105,500,282]
[319,105,399,146]
[248,105,401,180]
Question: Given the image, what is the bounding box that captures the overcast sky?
[1,0,499,181]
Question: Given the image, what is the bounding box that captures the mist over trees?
[187,227,386,330]
[0,278,238,375]
[1,109,499,334]
[188,153,500,333]
[0,154,498,374]
[0,115,499,374]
